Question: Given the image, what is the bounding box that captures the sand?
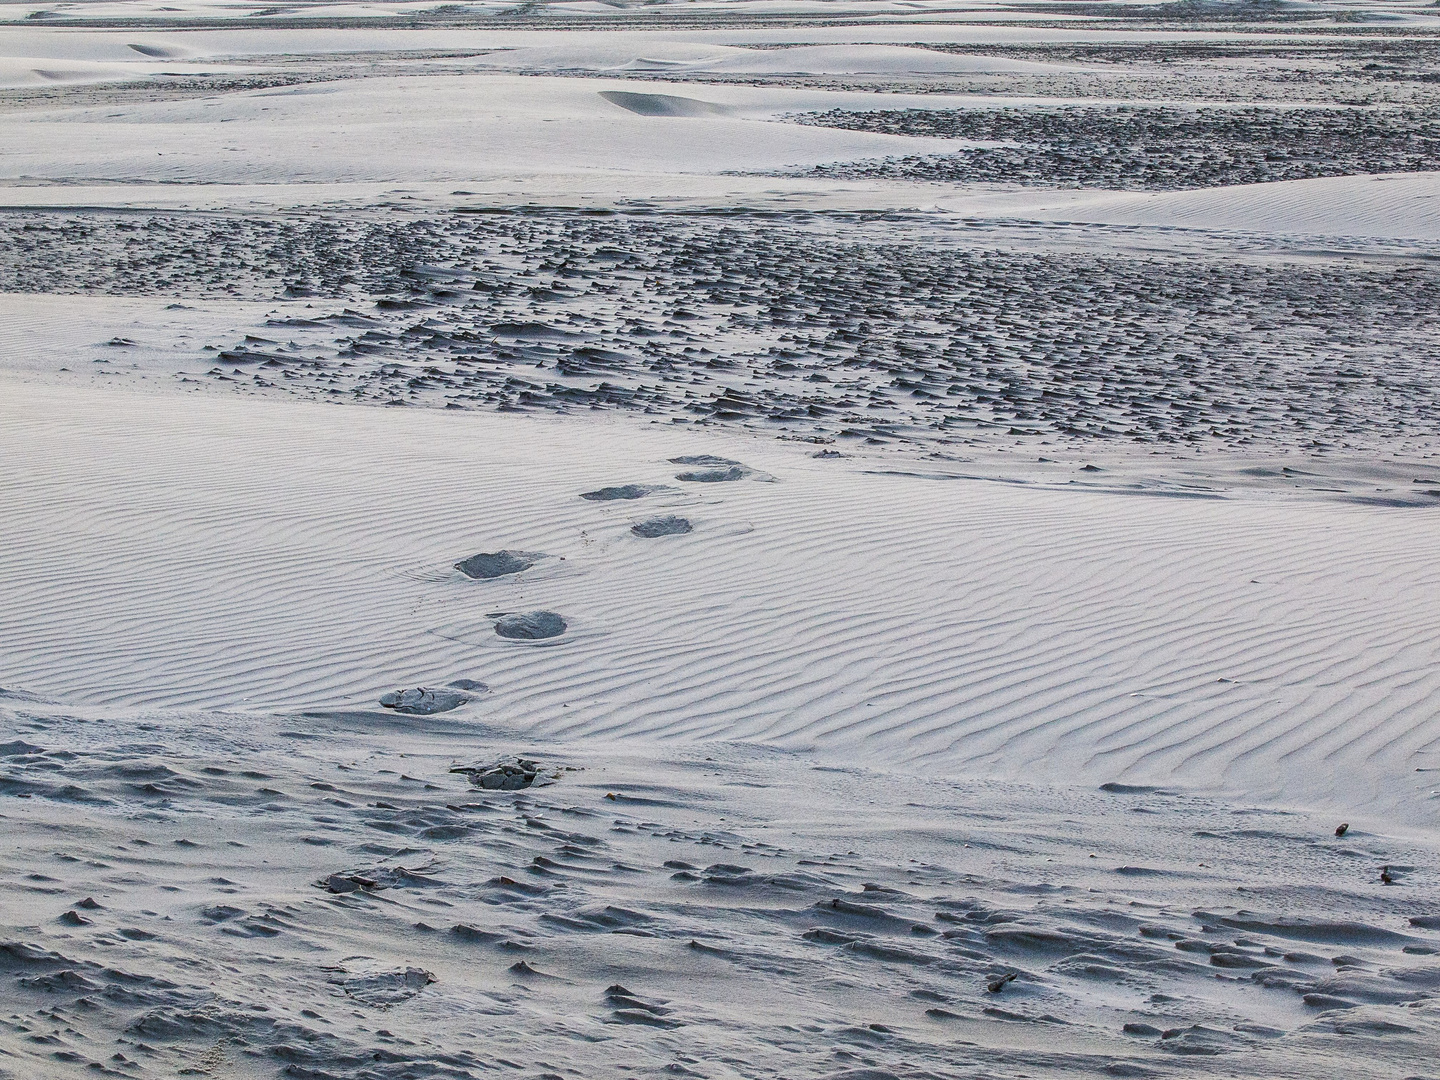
[2,0,1439,1076]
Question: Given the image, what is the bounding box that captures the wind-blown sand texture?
[2,0,1440,1076]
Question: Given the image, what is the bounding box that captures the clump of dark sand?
[669,455,740,466]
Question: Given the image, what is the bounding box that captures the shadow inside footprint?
[494,611,567,640]
[632,515,692,538]
[334,965,436,1007]
[454,550,545,579]
[580,484,671,501]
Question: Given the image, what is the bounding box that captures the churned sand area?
[3,0,1440,1077]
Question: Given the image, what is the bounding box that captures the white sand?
[2,2,1439,1076]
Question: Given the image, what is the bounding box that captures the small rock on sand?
[321,864,437,893]
[632,515,692,538]
[454,550,546,580]
[494,611,566,640]
[987,971,1018,993]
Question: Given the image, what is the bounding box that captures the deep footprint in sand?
[454,550,547,579]
[580,483,672,501]
[378,687,471,714]
[632,515,692,537]
[494,611,567,640]
[333,964,436,1007]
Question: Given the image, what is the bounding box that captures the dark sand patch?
[599,91,730,118]
[454,550,547,580]
[580,484,671,501]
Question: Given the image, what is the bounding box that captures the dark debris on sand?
[2,712,1438,1080]
[676,464,751,483]
[580,484,672,501]
[794,105,1440,190]
[5,209,1439,454]
[321,863,441,894]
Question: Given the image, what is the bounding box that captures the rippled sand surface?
[3,0,1440,1075]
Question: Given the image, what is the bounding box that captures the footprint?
[333,964,436,1007]
[454,550,546,580]
[580,484,672,501]
[631,515,692,537]
[378,687,471,714]
[676,465,750,483]
[446,678,488,692]
[494,611,567,640]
